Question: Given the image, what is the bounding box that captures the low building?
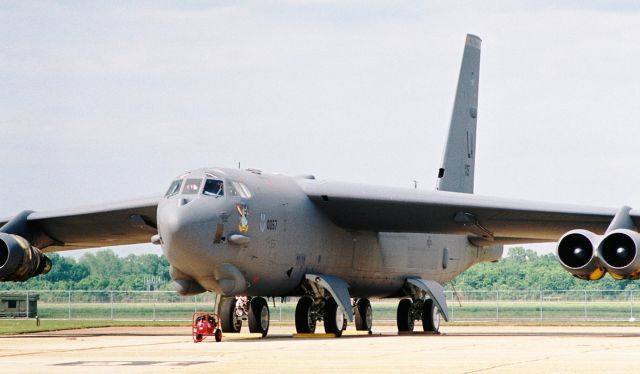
[0,293,39,318]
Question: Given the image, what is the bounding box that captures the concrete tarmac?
[3,324,640,373]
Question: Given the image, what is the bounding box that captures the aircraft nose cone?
[159,209,182,244]
[157,197,246,295]
[157,199,218,266]
[158,206,188,256]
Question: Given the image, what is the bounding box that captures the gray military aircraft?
[0,34,632,337]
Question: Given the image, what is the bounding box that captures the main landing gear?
[219,296,270,337]
[295,274,356,337]
[396,298,440,333]
[294,296,373,337]
[294,296,349,337]
[396,278,445,334]
[217,278,446,338]
[354,298,373,332]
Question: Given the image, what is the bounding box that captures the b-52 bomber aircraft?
[1,34,636,337]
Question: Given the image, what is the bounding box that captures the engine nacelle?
[556,229,606,280]
[597,229,640,280]
[0,233,52,282]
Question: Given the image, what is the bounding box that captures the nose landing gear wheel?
[323,298,345,337]
[220,297,242,333]
[248,297,270,337]
[354,298,372,332]
[295,296,317,333]
[397,298,414,332]
[422,299,440,333]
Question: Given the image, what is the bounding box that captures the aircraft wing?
[302,181,627,245]
[0,197,160,252]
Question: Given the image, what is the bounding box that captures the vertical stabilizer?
[437,34,481,194]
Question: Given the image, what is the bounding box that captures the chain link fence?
[445,290,638,322]
[0,291,217,321]
[0,290,638,322]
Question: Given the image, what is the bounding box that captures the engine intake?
[556,229,606,280]
[0,233,52,282]
[597,229,640,279]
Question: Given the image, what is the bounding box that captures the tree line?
[1,247,638,291]
[454,247,639,291]
[0,250,171,291]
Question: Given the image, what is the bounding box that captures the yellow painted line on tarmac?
[293,333,337,338]
[342,331,377,336]
[293,331,381,339]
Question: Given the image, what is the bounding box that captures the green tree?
[41,253,89,283]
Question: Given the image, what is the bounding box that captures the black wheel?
[354,298,372,331]
[248,297,270,337]
[422,299,441,333]
[295,297,316,333]
[323,298,345,337]
[214,329,222,342]
[220,297,242,333]
[195,333,203,342]
[397,298,414,332]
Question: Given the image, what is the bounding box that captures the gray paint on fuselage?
[157,167,503,298]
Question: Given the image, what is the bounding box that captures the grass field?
[0,319,189,335]
[9,300,640,321]
[2,290,640,335]
[447,301,637,321]
[30,302,216,320]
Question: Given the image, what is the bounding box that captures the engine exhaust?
[597,229,640,280]
[0,233,52,282]
[556,229,606,280]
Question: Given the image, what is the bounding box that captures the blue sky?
[3,1,640,257]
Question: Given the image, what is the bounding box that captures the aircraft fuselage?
[157,167,503,298]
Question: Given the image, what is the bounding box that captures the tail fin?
[437,34,481,194]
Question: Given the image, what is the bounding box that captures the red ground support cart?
[192,312,222,343]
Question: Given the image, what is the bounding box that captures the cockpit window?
[227,180,252,198]
[182,178,202,195]
[203,179,224,197]
[237,182,252,198]
[164,180,183,198]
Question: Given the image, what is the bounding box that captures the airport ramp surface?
[2,325,640,373]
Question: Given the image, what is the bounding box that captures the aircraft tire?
[397,298,414,332]
[248,297,270,337]
[354,298,372,331]
[220,297,242,333]
[295,296,316,333]
[323,298,344,337]
[421,299,440,333]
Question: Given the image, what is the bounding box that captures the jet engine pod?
[556,229,605,280]
[597,229,640,280]
[0,233,52,282]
